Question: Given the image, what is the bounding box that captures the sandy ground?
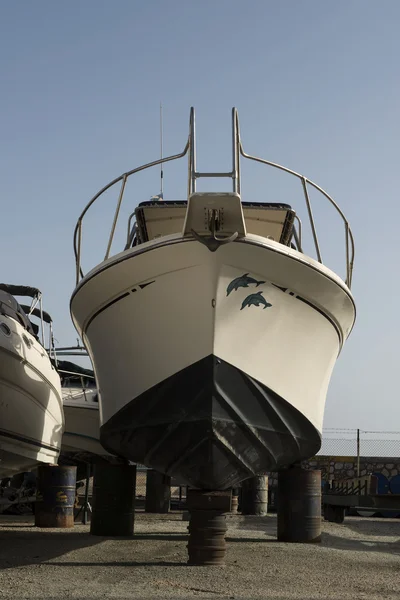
[0,512,399,599]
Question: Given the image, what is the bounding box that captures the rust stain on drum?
[187,509,228,565]
[35,465,77,529]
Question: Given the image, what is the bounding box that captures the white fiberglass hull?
[71,235,355,489]
[0,316,64,478]
[61,389,111,457]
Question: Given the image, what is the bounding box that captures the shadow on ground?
[322,530,400,555]
[39,560,182,567]
[0,527,102,570]
[1,513,400,573]
[338,516,400,538]
[229,513,400,555]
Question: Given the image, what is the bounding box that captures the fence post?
[356,429,360,477]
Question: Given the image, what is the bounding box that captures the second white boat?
[0,285,64,478]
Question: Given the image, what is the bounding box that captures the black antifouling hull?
[100,355,321,489]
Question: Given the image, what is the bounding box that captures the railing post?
[126,212,136,246]
[39,296,46,349]
[76,221,82,286]
[345,222,350,287]
[356,429,360,477]
[293,215,303,252]
[188,107,196,197]
[301,177,322,264]
[348,228,355,288]
[50,322,58,367]
[104,174,128,261]
[232,108,240,195]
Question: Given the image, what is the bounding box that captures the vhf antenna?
[160,102,164,198]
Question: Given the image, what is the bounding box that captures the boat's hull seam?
[0,428,59,453]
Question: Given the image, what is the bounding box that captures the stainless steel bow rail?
[49,344,96,403]
[73,108,355,288]
[57,369,96,402]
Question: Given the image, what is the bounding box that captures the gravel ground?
[0,512,399,599]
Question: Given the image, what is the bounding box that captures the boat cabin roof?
[20,305,52,324]
[0,285,47,338]
[0,290,37,337]
[135,200,295,246]
[0,283,40,299]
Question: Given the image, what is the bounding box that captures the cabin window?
[134,200,295,246]
[0,322,11,336]
[22,334,32,348]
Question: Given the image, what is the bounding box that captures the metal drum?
[90,463,136,536]
[187,510,227,565]
[372,472,390,494]
[145,469,171,513]
[35,465,77,528]
[390,474,400,495]
[231,488,239,514]
[277,467,321,543]
[241,476,268,515]
[186,489,231,566]
[370,472,391,518]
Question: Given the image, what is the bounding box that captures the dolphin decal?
[226,273,266,296]
[240,291,272,310]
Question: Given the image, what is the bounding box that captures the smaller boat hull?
[101,354,321,489]
[62,394,111,458]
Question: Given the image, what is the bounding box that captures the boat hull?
[101,354,320,489]
[71,235,355,489]
[62,392,112,457]
[0,317,64,478]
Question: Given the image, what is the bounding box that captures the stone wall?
[304,456,400,481]
[267,456,400,488]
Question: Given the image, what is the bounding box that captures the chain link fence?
[319,429,400,459]
[74,430,400,508]
[132,431,400,499]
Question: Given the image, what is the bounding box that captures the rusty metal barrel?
[186,489,231,566]
[90,463,136,536]
[231,488,239,514]
[187,510,227,565]
[145,469,171,513]
[35,465,77,528]
[241,475,268,515]
[277,467,321,543]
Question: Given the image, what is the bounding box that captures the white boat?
[70,108,356,489]
[0,284,64,478]
[57,355,112,459]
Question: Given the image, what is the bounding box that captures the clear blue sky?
[1,1,399,431]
